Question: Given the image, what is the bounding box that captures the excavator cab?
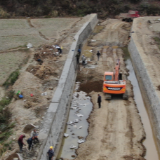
[104,72,114,81]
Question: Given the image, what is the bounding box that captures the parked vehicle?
[119,10,140,22]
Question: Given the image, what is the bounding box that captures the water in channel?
[125,57,159,160]
[58,52,159,160]
[58,83,93,159]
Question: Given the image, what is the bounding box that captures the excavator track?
[122,90,128,100]
[105,93,112,100]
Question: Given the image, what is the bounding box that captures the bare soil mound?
[79,80,103,93]
[6,153,18,160]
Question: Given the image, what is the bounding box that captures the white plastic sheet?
[64,133,69,137]
[78,139,85,143]
[27,43,32,48]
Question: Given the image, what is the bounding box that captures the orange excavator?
[103,59,128,100]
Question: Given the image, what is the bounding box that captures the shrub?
[153,37,160,50]
[0,92,15,155]
[0,6,10,18]
[3,70,19,87]
[130,0,142,3]
[139,3,160,15]
[146,5,160,15]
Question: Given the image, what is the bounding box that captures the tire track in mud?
[27,18,49,41]
[56,17,84,44]
[26,17,84,42]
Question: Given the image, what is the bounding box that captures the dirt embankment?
[1,15,92,160]
[73,19,145,160]
[79,80,103,93]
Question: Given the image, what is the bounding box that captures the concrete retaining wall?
[38,14,98,160]
[128,28,160,152]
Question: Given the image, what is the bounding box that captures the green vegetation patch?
[121,47,130,60]
[0,51,28,85]
[153,37,160,50]
[0,90,15,155]
[92,25,105,36]
[139,4,160,16]
[3,70,19,87]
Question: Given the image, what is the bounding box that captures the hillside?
[0,0,160,18]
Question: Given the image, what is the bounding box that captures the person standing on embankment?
[47,146,54,160]
[18,135,26,152]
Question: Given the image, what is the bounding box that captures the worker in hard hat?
[47,146,54,160]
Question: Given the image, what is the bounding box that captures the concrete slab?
[38,14,98,160]
[48,103,59,112]
[51,87,63,103]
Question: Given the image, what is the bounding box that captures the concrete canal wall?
[128,21,160,153]
[37,14,98,160]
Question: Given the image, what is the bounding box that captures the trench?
[125,54,159,160]
[58,54,159,160]
[57,83,93,159]
[57,21,159,159]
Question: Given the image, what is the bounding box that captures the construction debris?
[41,92,47,96]
[73,119,79,123]
[27,43,32,48]
[78,126,82,129]
[27,64,56,80]
[68,121,74,125]
[23,124,37,133]
[24,101,34,108]
[64,133,69,137]
[70,145,77,149]
[78,139,85,144]
[76,113,83,117]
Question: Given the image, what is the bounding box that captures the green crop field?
[0,18,80,84]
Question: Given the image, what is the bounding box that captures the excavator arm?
[114,59,120,81]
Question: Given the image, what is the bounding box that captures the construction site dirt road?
[73,19,154,160]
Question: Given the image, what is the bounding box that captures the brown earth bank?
[0,0,160,18]
[79,80,103,93]
[68,19,146,160]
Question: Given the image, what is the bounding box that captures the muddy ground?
[72,19,146,160]
[1,15,93,160]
